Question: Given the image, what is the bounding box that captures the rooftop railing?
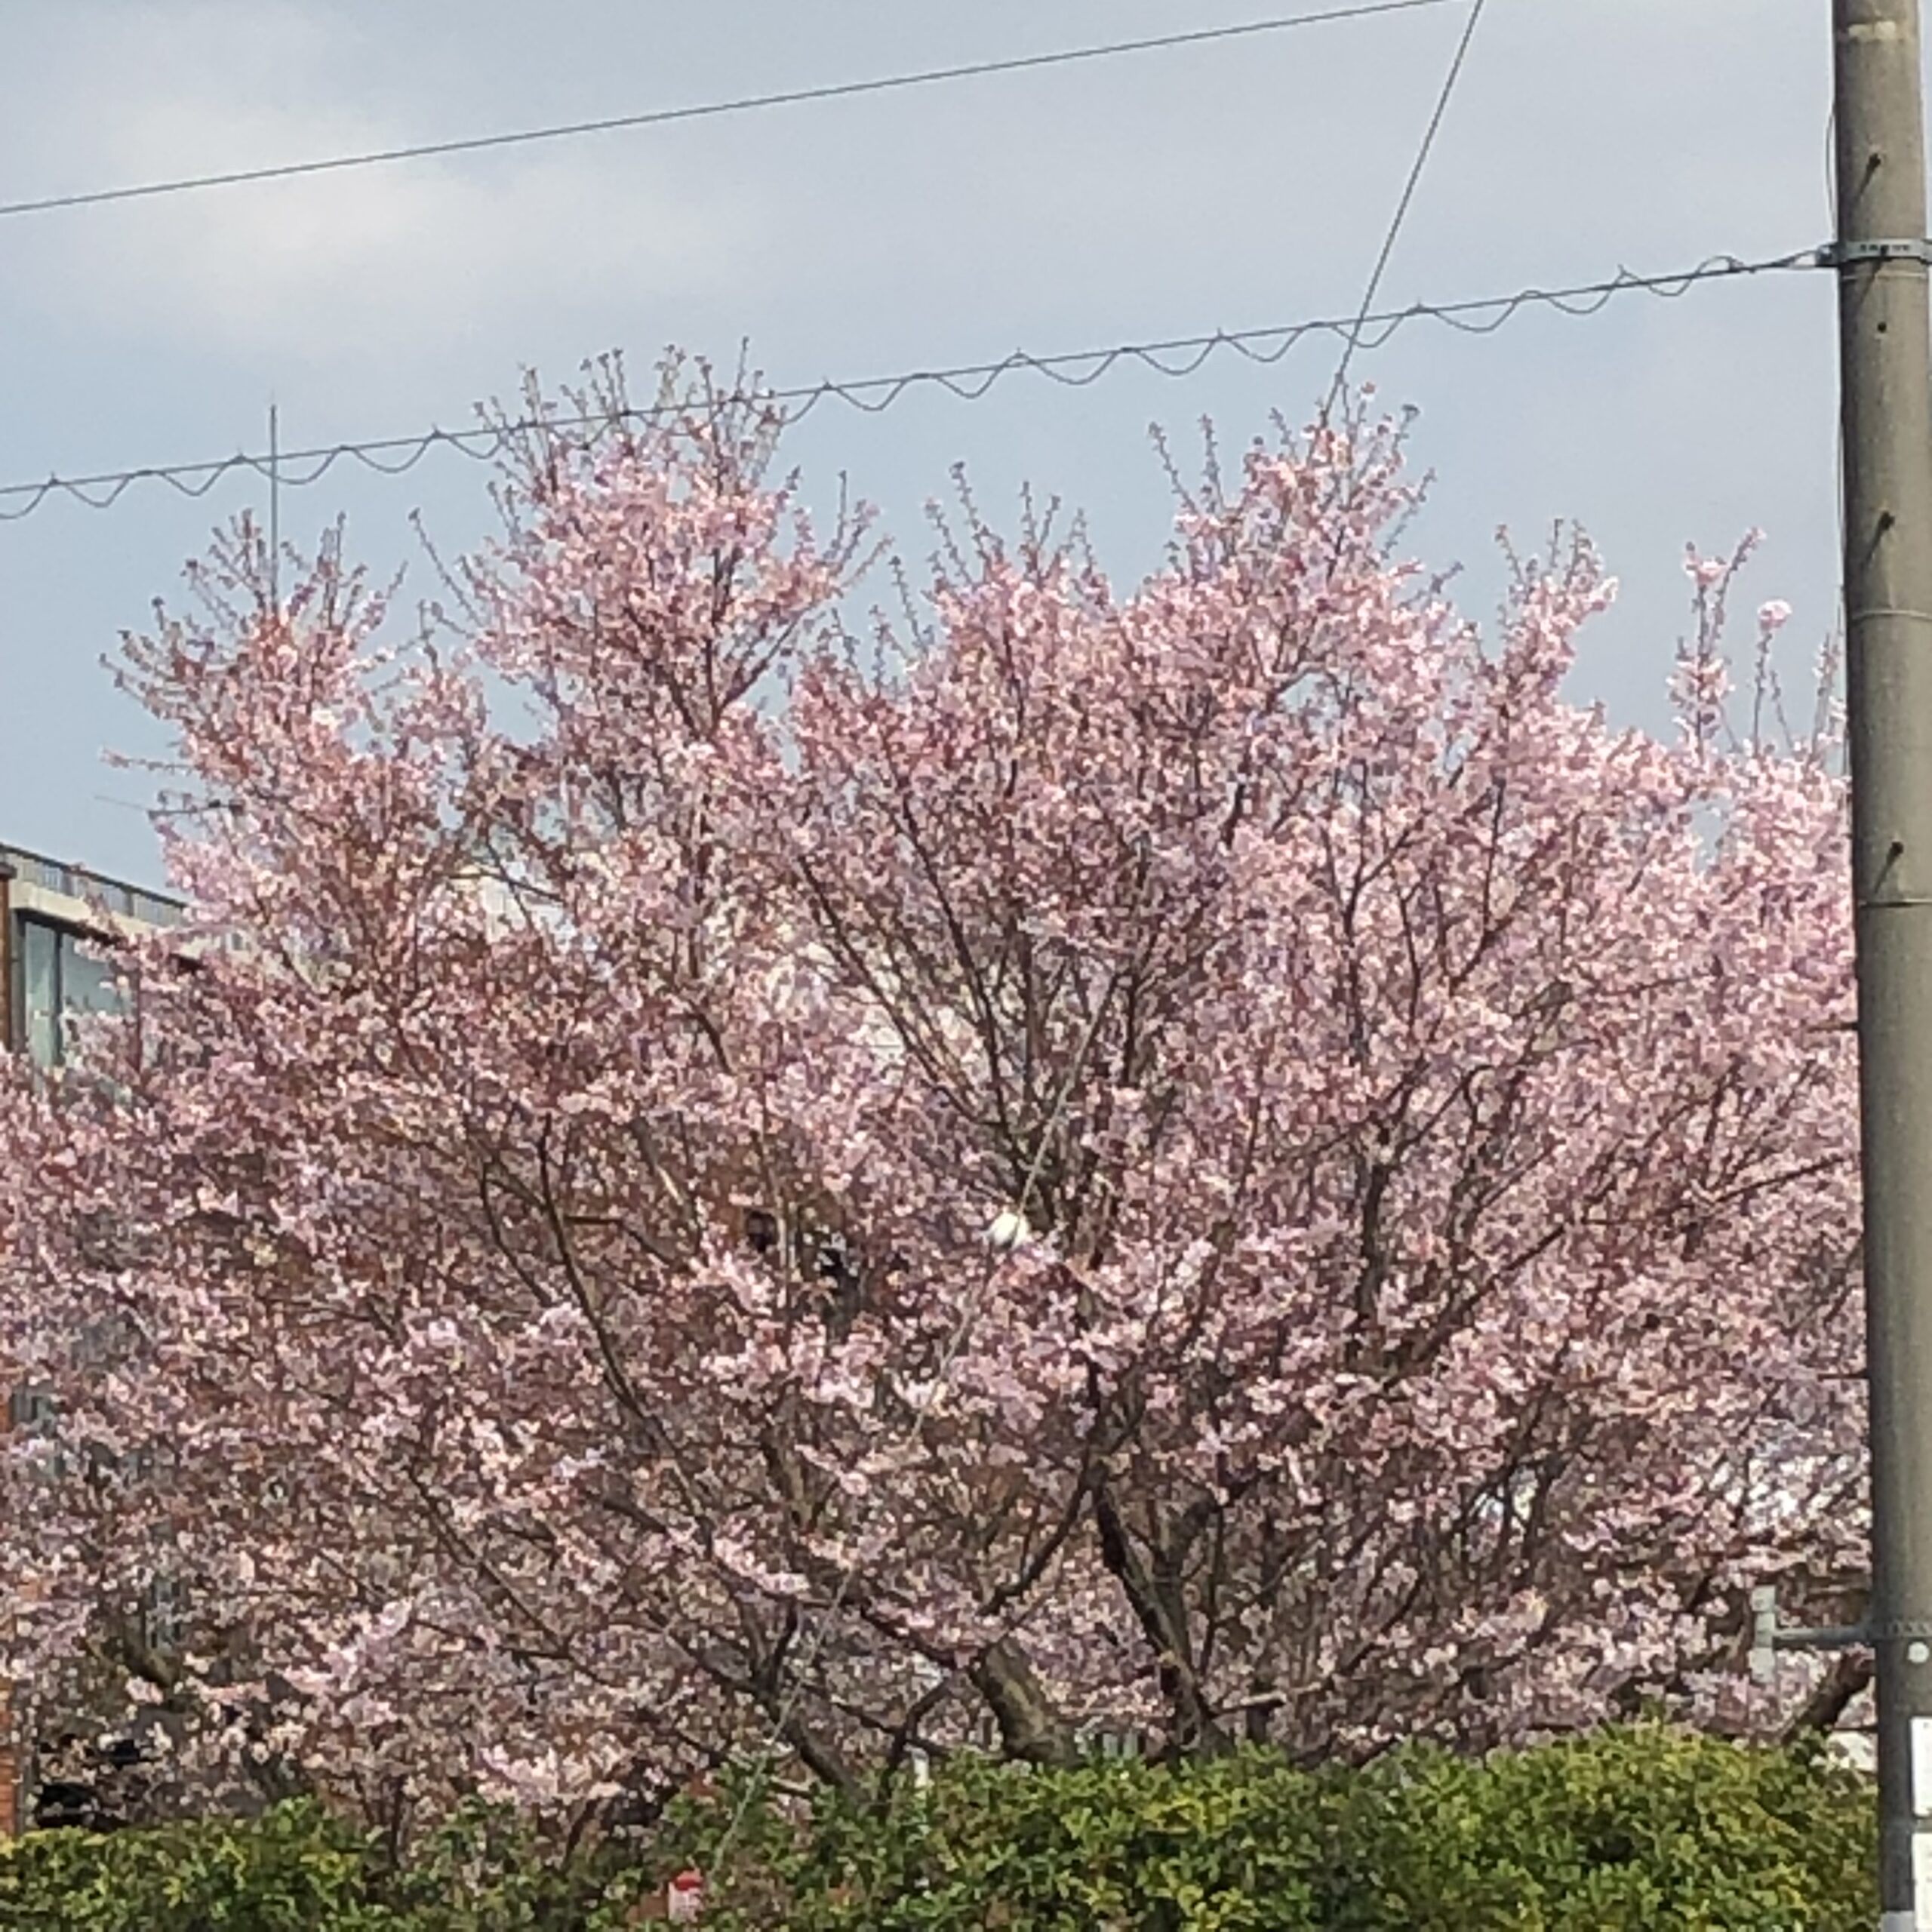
[0,843,183,930]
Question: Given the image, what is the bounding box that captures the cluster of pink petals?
[0,380,1863,1829]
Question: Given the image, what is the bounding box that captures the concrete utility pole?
[1835,2,1932,1922]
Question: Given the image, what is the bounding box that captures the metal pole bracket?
[1749,1584,1872,1684]
[1819,238,1932,268]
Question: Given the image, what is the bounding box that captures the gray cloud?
[0,0,1860,880]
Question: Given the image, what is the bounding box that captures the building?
[0,841,181,1835]
[0,841,183,1068]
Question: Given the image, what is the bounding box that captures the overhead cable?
[1326,0,1490,412]
[0,1,1454,223]
[0,250,1826,524]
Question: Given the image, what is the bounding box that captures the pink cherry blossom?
[0,364,1863,1832]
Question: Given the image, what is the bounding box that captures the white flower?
[985,1208,1032,1252]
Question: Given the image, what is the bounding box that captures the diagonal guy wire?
[1324,0,1491,417]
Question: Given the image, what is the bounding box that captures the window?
[12,915,122,1070]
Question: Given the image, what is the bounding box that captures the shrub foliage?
[0,1727,1876,1930]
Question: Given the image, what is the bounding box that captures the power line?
[1326,0,1489,412]
[0,250,1826,524]
[0,1,1453,224]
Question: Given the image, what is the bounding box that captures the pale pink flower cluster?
[0,375,1861,1830]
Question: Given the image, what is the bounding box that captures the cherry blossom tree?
[0,363,1864,1835]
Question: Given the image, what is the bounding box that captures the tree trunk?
[971,1638,1077,1767]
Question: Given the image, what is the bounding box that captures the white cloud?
[0,0,1879,875]
[0,1,759,377]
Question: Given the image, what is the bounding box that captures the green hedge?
[0,1801,639,1932]
[0,1726,1878,1930]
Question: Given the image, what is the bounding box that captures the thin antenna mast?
[268,399,281,611]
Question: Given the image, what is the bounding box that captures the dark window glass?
[20,918,59,1067]
[14,917,125,1069]
[62,942,117,1021]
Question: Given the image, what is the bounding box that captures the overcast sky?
[0,0,1863,887]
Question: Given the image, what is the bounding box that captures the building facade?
[0,841,181,1835]
[1,842,182,1067]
